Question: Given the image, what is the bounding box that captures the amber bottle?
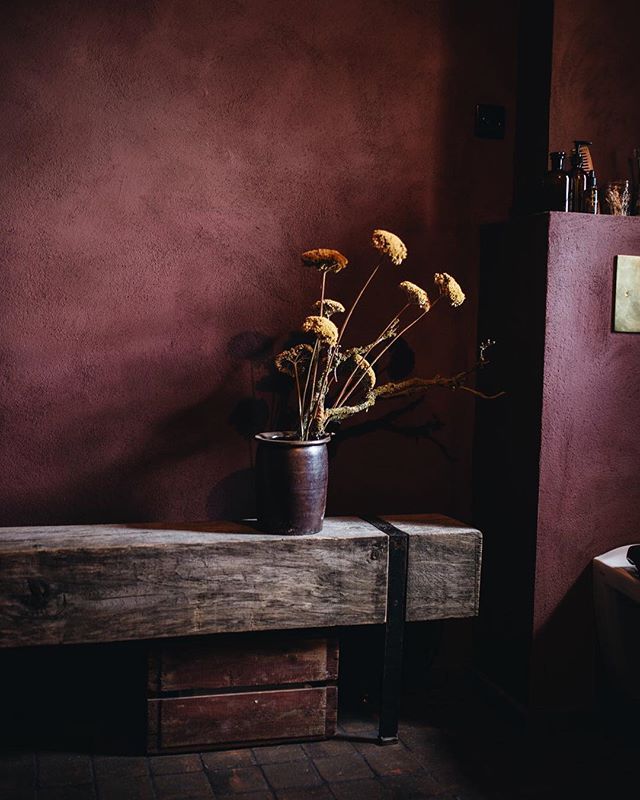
[569,149,587,212]
[543,151,570,211]
[583,170,599,214]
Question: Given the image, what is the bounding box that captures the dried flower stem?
[337,298,442,409]
[338,262,380,344]
[293,361,303,430]
[332,303,410,408]
[300,338,319,436]
[308,272,328,419]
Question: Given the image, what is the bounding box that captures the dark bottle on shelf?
[569,148,587,212]
[583,170,599,214]
[543,151,570,211]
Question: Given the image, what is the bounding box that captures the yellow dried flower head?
[302,315,339,345]
[313,298,345,318]
[434,272,465,307]
[399,280,431,311]
[353,353,376,392]
[301,249,348,273]
[275,344,313,377]
[371,229,407,265]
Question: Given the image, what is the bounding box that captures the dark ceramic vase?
[255,431,330,535]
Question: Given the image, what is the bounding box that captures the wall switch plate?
[613,255,640,332]
[475,104,506,139]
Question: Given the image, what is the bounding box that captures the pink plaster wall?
[0,1,517,526]
[531,213,640,708]
[529,0,640,708]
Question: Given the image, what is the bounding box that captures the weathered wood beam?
[0,519,388,648]
[382,514,482,620]
[0,515,482,648]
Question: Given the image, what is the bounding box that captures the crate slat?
[148,686,337,752]
[149,634,339,693]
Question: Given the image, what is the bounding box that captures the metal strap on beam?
[361,515,409,745]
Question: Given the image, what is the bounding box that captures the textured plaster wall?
[0,0,516,526]
[527,0,640,708]
[531,214,640,708]
[550,0,640,185]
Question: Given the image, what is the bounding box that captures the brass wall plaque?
[614,255,640,333]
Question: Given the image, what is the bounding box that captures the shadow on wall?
[529,564,596,710]
[206,330,456,521]
[2,328,457,527]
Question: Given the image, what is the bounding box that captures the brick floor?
[261,759,324,790]
[149,754,203,775]
[275,787,334,800]
[362,745,424,777]
[96,773,155,800]
[2,689,640,800]
[207,765,270,794]
[329,778,388,799]
[93,755,149,780]
[153,770,214,799]
[38,754,93,787]
[312,752,374,782]
[253,744,308,764]
[38,787,97,800]
[201,748,256,770]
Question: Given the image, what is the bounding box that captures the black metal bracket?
[361,515,409,745]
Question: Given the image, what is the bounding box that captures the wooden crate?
[147,632,338,752]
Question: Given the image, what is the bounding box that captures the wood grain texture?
[0,514,483,648]
[149,633,338,693]
[0,518,387,648]
[383,514,482,621]
[148,686,337,752]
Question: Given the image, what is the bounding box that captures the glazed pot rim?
[255,431,331,446]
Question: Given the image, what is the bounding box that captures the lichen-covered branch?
[336,322,399,366]
[316,354,504,436]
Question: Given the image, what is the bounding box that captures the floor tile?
[96,774,155,800]
[37,754,93,787]
[303,739,356,758]
[313,752,374,782]
[253,745,308,764]
[275,786,334,800]
[352,740,409,756]
[330,780,387,800]
[362,746,424,777]
[38,786,97,800]
[207,766,270,794]
[93,755,148,780]
[216,793,274,800]
[153,770,214,799]
[201,748,256,770]
[1,784,35,800]
[0,753,34,778]
[261,759,323,789]
[0,754,35,800]
[380,773,443,798]
[149,754,203,775]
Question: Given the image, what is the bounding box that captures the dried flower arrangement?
[275,229,498,440]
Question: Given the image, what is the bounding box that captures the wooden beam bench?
[0,514,481,748]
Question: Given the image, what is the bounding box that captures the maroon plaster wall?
[0,1,516,526]
[523,0,640,709]
[550,0,640,186]
[531,214,640,708]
